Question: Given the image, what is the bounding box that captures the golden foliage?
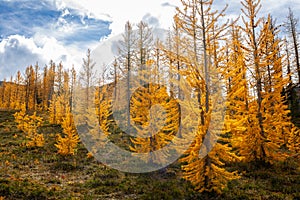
[0,0,300,195]
[129,83,179,164]
[55,107,79,156]
[14,104,44,147]
[231,0,295,163]
[26,133,45,148]
[49,93,70,125]
[288,125,300,159]
[171,0,240,193]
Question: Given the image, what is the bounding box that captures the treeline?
[0,0,300,195]
[0,62,76,112]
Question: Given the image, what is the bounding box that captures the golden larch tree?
[170,0,240,193]
[129,82,179,165]
[238,0,295,163]
[55,106,79,155]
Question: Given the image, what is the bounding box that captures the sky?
[0,0,299,80]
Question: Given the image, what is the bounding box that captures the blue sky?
[0,0,299,80]
[0,0,112,80]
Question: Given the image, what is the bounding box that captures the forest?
[0,0,299,199]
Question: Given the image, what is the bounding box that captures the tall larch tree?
[129,75,180,165]
[118,21,137,133]
[165,16,185,100]
[70,66,76,111]
[6,76,13,109]
[15,71,25,110]
[55,106,79,156]
[239,0,295,163]
[33,63,40,110]
[135,21,153,86]
[42,66,49,110]
[240,0,269,161]
[0,79,6,108]
[171,0,240,193]
[42,61,56,110]
[80,49,96,110]
[24,66,36,110]
[223,24,255,161]
[49,67,70,125]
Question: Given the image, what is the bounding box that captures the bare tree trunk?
[287,8,300,84]
[285,39,293,85]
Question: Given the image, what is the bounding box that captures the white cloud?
[0,35,45,79]
[48,0,300,38]
[48,0,178,36]
[0,34,87,80]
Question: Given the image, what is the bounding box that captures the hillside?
[0,110,299,199]
[0,0,300,198]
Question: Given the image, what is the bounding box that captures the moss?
[0,179,51,199]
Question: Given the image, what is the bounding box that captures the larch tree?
[49,68,70,125]
[42,66,50,110]
[0,78,16,109]
[165,16,185,100]
[0,79,6,108]
[135,21,153,86]
[151,39,164,85]
[288,125,300,159]
[14,103,28,132]
[55,63,64,95]
[24,65,35,110]
[48,61,56,107]
[14,104,44,147]
[111,59,119,99]
[223,24,254,161]
[238,0,295,163]
[55,106,79,156]
[129,76,180,165]
[79,49,96,110]
[171,0,240,193]
[240,0,269,162]
[49,94,58,124]
[42,61,56,110]
[70,66,76,111]
[25,111,45,148]
[13,71,24,110]
[162,22,187,139]
[94,64,110,130]
[9,76,17,110]
[84,80,112,159]
[118,21,137,133]
[33,63,40,111]
[6,76,13,109]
